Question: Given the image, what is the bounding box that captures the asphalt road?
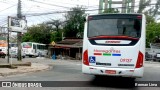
[0,58,160,90]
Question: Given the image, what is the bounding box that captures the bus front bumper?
[82,65,144,78]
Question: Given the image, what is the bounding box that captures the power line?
[43,0,84,6]
[28,0,100,10]
[0,1,158,26]
[29,0,71,9]
[38,0,99,8]
[22,5,58,14]
[0,19,7,24]
[0,22,7,26]
[0,4,17,13]
[0,0,17,5]
[24,3,158,17]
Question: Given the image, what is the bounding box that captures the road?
[0,58,160,90]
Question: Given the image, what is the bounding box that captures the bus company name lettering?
[105,41,121,44]
[120,58,132,63]
[94,49,120,53]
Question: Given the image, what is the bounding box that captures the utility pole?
[7,17,10,63]
[104,0,108,10]
[17,0,22,61]
[108,0,112,9]
[122,0,126,13]
[99,0,103,14]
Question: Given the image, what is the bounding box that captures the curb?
[0,63,52,77]
[0,62,31,68]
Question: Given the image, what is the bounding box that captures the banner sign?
[8,16,27,32]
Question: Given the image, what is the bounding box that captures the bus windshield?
[88,16,142,38]
[22,43,32,48]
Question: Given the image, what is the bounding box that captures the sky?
[0,0,99,27]
[0,0,157,27]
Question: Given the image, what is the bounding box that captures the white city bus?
[22,42,48,57]
[82,14,146,78]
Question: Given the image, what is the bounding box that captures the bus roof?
[22,42,46,45]
[88,13,143,17]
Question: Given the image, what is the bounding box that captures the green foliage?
[50,30,63,42]
[22,33,32,42]
[146,22,160,47]
[22,24,52,44]
[46,19,62,32]
[137,0,151,13]
[145,14,155,24]
[22,23,63,44]
[103,8,119,13]
[64,6,85,37]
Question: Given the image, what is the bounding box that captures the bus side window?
[33,44,36,49]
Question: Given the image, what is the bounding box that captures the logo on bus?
[105,40,121,44]
[94,48,121,54]
[94,48,121,56]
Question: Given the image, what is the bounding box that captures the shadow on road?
[90,76,136,89]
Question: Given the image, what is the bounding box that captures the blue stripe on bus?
[112,54,121,56]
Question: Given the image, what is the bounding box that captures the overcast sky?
[0,0,157,27]
[0,0,99,26]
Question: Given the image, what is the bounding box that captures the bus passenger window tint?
[88,18,142,38]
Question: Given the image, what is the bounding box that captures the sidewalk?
[0,57,52,77]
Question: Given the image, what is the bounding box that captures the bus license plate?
[105,70,116,74]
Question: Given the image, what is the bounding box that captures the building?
[49,38,82,60]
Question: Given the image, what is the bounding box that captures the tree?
[146,22,160,47]
[22,24,52,44]
[136,0,160,47]
[64,6,85,38]
[138,0,160,18]
[144,12,155,24]
[47,19,63,32]
[50,30,63,42]
[137,0,151,13]
[151,0,160,17]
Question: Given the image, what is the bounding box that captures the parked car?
[145,52,153,61]
[0,49,6,58]
[153,53,160,62]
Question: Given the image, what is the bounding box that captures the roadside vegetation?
[22,0,160,47]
